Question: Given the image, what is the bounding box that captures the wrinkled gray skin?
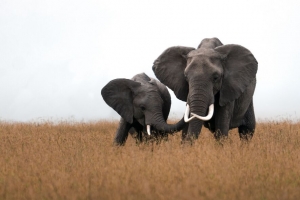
[101,73,185,145]
[153,38,258,142]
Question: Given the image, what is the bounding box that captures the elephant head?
[152,38,257,139]
[101,73,185,137]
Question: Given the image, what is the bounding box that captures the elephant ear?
[101,78,141,123]
[152,46,195,101]
[215,44,258,106]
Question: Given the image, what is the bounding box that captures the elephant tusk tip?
[147,125,151,135]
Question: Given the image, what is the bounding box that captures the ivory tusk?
[191,104,214,121]
[147,125,151,135]
[184,104,196,122]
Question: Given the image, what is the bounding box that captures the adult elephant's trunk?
[147,113,186,135]
[184,83,214,139]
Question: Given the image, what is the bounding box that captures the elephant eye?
[140,105,146,111]
[213,74,220,82]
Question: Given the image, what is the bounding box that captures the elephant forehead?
[136,84,157,93]
[134,90,163,103]
[185,54,223,74]
[187,48,219,58]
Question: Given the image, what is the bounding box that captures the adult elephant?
[101,73,185,145]
[152,38,258,141]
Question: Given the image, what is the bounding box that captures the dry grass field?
[1,120,300,200]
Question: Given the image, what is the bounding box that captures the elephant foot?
[238,125,254,141]
[213,130,228,141]
[239,132,254,141]
[180,139,194,146]
[181,133,197,145]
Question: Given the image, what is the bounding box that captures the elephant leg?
[129,128,144,144]
[181,123,189,140]
[136,130,143,143]
[214,103,233,140]
[114,118,131,145]
[129,127,139,140]
[238,100,256,141]
[129,127,136,135]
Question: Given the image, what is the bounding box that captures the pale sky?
[1,0,300,122]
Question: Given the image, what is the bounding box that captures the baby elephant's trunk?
[147,117,186,135]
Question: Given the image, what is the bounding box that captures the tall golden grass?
[1,120,300,200]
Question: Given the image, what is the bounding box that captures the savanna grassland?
[1,120,300,200]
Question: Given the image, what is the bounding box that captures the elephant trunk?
[147,113,185,135]
[185,83,213,139]
[185,102,206,139]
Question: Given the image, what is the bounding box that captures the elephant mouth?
[184,104,214,122]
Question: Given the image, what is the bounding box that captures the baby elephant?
[101,73,185,145]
